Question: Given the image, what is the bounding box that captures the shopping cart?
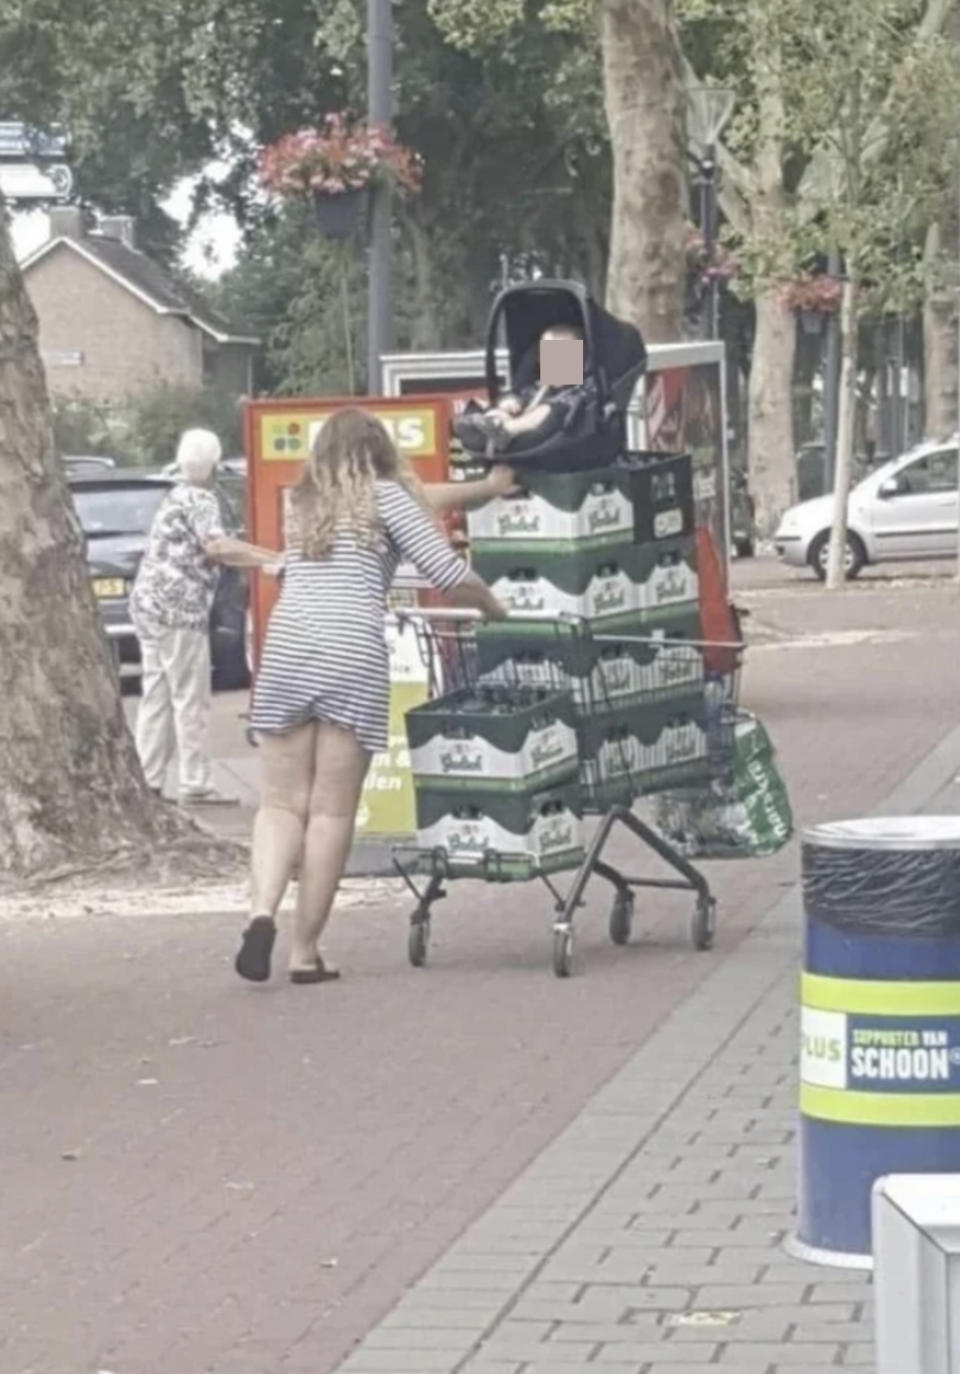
[392,607,743,976]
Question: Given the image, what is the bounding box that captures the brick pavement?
[334,745,960,1374]
[1,568,958,1374]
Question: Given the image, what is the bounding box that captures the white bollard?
[873,1174,960,1374]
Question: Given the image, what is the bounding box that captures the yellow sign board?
[354,606,427,840]
[260,408,437,461]
[355,680,425,838]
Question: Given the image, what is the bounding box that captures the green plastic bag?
[653,711,793,859]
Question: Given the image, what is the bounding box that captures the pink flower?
[258,113,424,199]
[780,273,843,313]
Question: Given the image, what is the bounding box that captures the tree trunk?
[744,0,798,539]
[826,275,860,590]
[599,0,687,342]
[580,220,607,304]
[748,287,797,538]
[922,222,957,439]
[0,208,193,878]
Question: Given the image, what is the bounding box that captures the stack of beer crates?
[405,453,710,877]
[404,674,585,880]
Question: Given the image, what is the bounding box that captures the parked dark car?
[69,469,251,690]
[63,454,117,479]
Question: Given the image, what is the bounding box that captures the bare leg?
[289,721,371,974]
[250,723,316,918]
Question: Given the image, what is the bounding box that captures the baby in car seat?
[453,323,595,456]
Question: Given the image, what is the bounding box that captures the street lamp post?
[822,247,842,493]
[700,142,718,341]
[367,0,393,396]
[685,86,735,342]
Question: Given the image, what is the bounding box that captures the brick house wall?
[26,245,206,401]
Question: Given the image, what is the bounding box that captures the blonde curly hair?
[288,407,428,560]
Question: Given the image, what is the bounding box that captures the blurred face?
[539,327,583,386]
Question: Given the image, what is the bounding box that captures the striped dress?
[250,480,469,753]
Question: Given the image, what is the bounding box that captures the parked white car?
[775,435,959,580]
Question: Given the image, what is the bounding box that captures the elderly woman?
[130,428,280,805]
[235,408,506,985]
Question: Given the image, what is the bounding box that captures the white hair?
[176,428,222,483]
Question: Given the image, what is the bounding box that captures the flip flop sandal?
[289,958,341,985]
[234,916,276,983]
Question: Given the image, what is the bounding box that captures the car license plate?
[92,577,126,599]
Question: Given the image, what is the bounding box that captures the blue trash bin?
[793,816,960,1267]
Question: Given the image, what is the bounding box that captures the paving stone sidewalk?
[335,732,960,1374]
[4,568,955,1374]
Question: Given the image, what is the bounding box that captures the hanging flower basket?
[259,114,423,239]
[780,273,843,318]
[313,187,370,241]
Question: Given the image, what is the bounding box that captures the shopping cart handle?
[506,609,586,624]
[392,606,482,625]
[391,607,589,628]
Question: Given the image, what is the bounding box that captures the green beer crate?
[412,780,585,882]
[470,540,638,626]
[467,466,633,551]
[576,715,638,810]
[578,694,710,809]
[405,684,579,793]
[475,609,704,715]
[629,535,700,622]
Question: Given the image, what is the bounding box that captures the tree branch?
[796,0,956,204]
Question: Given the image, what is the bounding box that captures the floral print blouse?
[130,484,225,635]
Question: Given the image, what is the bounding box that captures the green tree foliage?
[0,1,216,261]
[212,0,612,388]
[1,0,612,372]
[51,385,245,466]
[675,0,959,536]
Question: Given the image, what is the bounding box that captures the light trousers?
[135,626,212,794]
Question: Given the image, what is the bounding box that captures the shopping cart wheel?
[553,927,574,978]
[408,914,431,968]
[608,890,634,946]
[691,896,717,952]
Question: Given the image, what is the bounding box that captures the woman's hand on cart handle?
[472,579,510,623]
[481,594,509,623]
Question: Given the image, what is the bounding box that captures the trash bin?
[792,817,960,1266]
